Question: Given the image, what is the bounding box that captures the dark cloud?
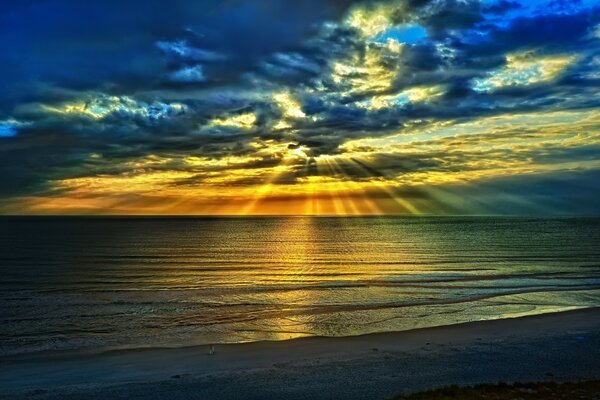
[483,0,521,15]
[469,7,600,58]
[419,0,484,36]
[0,0,358,111]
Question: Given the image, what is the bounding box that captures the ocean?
[1,216,599,356]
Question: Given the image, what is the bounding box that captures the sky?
[0,0,599,215]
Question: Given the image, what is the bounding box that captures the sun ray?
[347,158,421,215]
[315,158,347,215]
[302,157,318,215]
[325,156,381,215]
[322,157,360,215]
[238,158,294,215]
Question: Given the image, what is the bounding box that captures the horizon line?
[0,214,598,218]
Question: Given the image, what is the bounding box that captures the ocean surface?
[1,216,599,356]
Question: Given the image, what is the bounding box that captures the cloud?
[0,0,355,110]
[168,65,206,82]
[345,2,401,37]
[472,52,579,91]
[419,0,483,35]
[209,113,257,129]
[273,92,306,119]
[483,0,522,15]
[0,119,28,138]
[37,94,188,123]
[358,85,446,109]
[156,40,227,62]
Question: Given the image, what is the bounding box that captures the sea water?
[1,216,599,355]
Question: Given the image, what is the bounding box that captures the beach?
[2,307,600,399]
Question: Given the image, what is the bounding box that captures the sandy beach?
[2,308,600,399]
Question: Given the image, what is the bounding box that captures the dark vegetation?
[393,380,600,399]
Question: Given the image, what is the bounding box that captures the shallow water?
[1,216,599,355]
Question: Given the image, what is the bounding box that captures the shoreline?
[3,306,595,361]
[3,307,600,399]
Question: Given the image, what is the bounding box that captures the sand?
[2,308,600,399]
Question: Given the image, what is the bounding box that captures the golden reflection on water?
[236,217,405,341]
[247,216,321,341]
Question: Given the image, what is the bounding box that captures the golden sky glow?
[4,106,597,215]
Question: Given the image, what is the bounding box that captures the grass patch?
[393,380,600,399]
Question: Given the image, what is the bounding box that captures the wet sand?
[2,308,600,399]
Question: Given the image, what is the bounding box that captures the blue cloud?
[0,125,16,138]
[0,119,26,138]
[168,65,206,82]
[156,40,228,62]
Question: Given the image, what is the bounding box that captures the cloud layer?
[1,0,599,214]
